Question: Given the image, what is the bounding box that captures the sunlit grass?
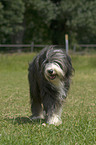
[0,53,96,145]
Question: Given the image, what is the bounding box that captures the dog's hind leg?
[29,99,45,120]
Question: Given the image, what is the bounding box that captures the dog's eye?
[42,59,48,65]
[54,61,63,69]
[45,60,48,64]
[58,63,63,69]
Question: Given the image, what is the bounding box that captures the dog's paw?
[42,123,46,126]
[47,114,62,126]
[29,114,45,121]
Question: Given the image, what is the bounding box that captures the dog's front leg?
[46,105,62,126]
[43,96,62,125]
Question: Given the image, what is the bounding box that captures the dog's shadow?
[5,116,45,125]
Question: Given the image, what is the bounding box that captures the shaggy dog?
[28,46,74,125]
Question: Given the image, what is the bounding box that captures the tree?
[0,0,96,46]
[24,0,96,45]
[0,0,25,43]
[50,0,96,45]
[72,0,96,44]
[23,0,56,44]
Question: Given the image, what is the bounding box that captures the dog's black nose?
[48,69,53,74]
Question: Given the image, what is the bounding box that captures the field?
[0,52,96,145]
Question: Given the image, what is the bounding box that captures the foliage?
[50,0,96,44]
[0,53,96,144]
[0,0,25,43]
[23,0,57,44]
[0,0,96,45]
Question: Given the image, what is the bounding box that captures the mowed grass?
[0,52,96,145]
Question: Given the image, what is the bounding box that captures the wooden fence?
[0,43,96,53]
[73,44,96,51]
[0,43,48,52]
[0,43,65,53]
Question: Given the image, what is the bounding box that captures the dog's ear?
[66,54,74,78]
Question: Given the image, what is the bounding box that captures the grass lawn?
[0,52,96,145]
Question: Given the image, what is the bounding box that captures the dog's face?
[40,48,73,87]
[44,62,65,86]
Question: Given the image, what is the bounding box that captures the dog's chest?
[57,82,66,100]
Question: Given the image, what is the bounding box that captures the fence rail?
[0,44,31,47]
[79,44,96,47]
[0,43,96,53]
[0,43,65,52]
[73,44,96,52]
[0,44,64,48]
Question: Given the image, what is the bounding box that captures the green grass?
[0,52,96,145]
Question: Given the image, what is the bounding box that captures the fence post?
[65,34,68,54]
[73,44,76,52]
[31,42,34,52]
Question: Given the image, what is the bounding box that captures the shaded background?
[0,0,96,48]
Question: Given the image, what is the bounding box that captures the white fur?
[29,114,45,120]
[44,63,66,126]
[58,81,66,99]
[45,63,64,85]
[45,63,64,77]
[47,114,62,126]
[45,62,66,99]
[45,63,66,95]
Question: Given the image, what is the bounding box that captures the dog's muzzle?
[47,69,57,80]
[44,63,64,81]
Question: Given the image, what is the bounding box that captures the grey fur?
[28,46,74,125]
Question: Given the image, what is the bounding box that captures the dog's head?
[44,62,64,82]
[41,47,73,86]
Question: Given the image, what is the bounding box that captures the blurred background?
[0,0,96,52]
